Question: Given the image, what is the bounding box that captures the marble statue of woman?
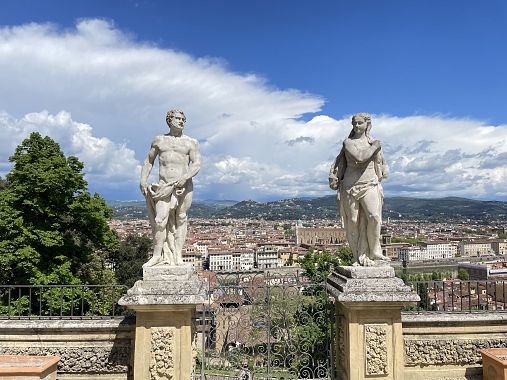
[329,113,389,266]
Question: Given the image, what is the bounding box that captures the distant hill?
[383,196,507,222]
[107,196,507,222]
[108,199,238,220]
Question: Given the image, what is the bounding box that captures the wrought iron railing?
[0,284,129,319]
[407,280,507,312]
[195,270,335,380]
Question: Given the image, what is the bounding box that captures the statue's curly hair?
[352,112,371,124]
[166,109,186,124]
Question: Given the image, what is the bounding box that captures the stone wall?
[402,312,507,379]
[0,318,135,380]
[1,312,507,380]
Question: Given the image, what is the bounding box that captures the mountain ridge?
[107,196,507,222]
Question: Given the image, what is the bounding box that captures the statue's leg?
[165,208,177,264]
[361,188,386,260]
[174,189,193,266]
[340,190,361,264]
[144,200,170,267]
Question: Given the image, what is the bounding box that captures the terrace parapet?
[327,266,419,380]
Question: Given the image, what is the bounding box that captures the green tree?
[416,283,430,311]
[457,268,469,281]
[298,246,354,283]
[336,246,354,266]
[0,132,117,285]
[109,234,151,288]
[399,272,409,284]
[391,236,424,244]
[294,247,347,377]
[0,176,7,191]
[298,248,340,283]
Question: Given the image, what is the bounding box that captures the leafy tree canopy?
[298,246,353,283]
[108,234,151,288]
[0,132,118,285]
[458,268,470,281]
[0,176,7,191]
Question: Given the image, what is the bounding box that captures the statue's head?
[350,112,372,140]
[166,109,186,129]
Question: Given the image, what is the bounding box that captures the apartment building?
[193,242,209,256]
[399,246,426,262]
[491,240,507,255]
[399,241,457,262]
[381,243,410,260]
[256,247,279,269]
[182,246,203,270]
[207,250,255,272]
[208,251,233,272]
[421,241,457,260]
[459,241,494,257]
[239,251,255,270]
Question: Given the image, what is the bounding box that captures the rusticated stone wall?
[405,337,507,366]
[402,312,507,379]
[0,318,135,379]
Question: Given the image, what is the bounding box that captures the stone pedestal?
[119,264,206,380]
[327,266,419,380]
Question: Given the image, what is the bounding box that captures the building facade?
[296,225,346,246]
[491,240,507,255]
[459,241,494,257]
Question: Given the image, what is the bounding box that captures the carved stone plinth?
[121,264,205,305]
[327,266,419,380]
[119,265,206,380]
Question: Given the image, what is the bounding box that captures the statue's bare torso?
[153,135,197,185]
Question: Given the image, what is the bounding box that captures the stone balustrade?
[0,289,505,379]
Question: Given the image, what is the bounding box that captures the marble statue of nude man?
[140,109,201,267]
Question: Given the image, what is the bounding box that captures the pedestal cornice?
[327,265,420,304]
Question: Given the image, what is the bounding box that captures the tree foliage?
[289,246,355,376]
[0,176,7,191]
[458,268,470,281]
[298,246,353,283]
[0,132,117,285]
[108,234,151,288]
[400,271,453,283]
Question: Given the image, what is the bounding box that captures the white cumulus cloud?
[0,19,506,201]
[0,110,140,198]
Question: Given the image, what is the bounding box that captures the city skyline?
[0,1,506,201]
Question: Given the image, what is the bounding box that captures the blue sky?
[0,1,506,201]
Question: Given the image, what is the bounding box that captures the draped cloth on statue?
[340,179,384,266]
[145,181,185,265]
[329,143,388,266]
